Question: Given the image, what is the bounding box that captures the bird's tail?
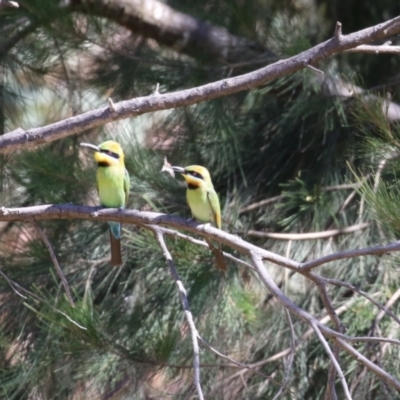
[206,238,227,272]
[108,222,122,266]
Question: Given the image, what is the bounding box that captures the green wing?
[206,190,221,229]
[124,168,130,205]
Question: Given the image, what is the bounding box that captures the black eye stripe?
[187,171,203,179]
[100,149,120,159]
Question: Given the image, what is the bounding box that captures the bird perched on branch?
[80,140,130,266]
[171,165,226,271]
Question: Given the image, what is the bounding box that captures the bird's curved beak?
[80,143,101,152]
[171,166,186,174]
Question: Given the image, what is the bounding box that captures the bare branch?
[238,183,359,215]
[0,204,301,271]
[247,222,369,241]
[375,287,400,324]
[322,277,400,326]
[153,229,204,400]
[209,297,359,394]
[312,321,351,400]
[345,44,400,54]
[155,225,254,270]
[305,63,324,75]
[70,0,269,64]
[3,16,400,152]
[300,241,400,271]
[238,195,283,214]
[334,21,343,41]
[0,0,19,9]
[271,309,296,400]
[250,253,352,398]
[334,337,400,391]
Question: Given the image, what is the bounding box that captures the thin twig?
[305,63,324,74]
[271,308,296,400]
[334,337,400,390]
[238,184,359,215]
[238,195,283,214]
[209,297,358,394]
[375,287,400,323]
[197,336,282,386]
[307,273,343,400]
[345,44,400,54]
[249,253,352,399]
[334,21,343,41]
[311,321,351,400]
[0,269,86,330]
[321,277,400,326]
[34,222,75,307]
[300,241,400,271]
[153,225,254,270]
[247,222,369,240]
[153,229,204,400]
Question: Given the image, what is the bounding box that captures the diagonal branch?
[251,251,400,392]
[3,16,400,153]
[153,228,204,400]
[322,277,400,326]
[208,297,359,394]
[250,252,352,399]
[271,308,296,400]
[300,241,400,271]
[154,225,254,269]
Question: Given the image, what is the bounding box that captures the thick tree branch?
[0,204,301,270]
[0,0,18,9]
[3,16,400,153]
[70,0,270,64]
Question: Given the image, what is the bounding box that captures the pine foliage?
[1,0,400,399]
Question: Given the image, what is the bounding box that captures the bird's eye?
[190,171,203,179]
[100,149,119,159]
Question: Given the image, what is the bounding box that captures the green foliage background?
[1,0,400,399]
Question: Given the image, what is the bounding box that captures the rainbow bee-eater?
[80,140,130,266]
[171,165,226,271]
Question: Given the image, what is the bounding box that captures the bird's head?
[171,165,213,188]
[80,140,125,166]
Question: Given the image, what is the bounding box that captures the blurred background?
[1,0,400,398]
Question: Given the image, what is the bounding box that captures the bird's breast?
[97,166,126,208]
[186,188,213,223]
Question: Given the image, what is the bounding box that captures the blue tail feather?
[108,221,121,239]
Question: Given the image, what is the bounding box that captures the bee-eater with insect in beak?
[80,140,130,266]
[171,165,226,271]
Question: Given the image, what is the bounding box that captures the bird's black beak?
[80,143,101,152]
[171,166,186,174]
